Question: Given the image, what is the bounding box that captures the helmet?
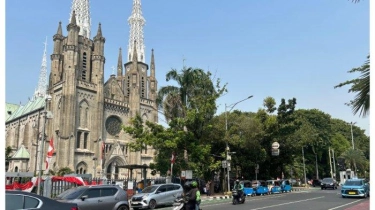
[236,179,240,184]
[191,181,198,187]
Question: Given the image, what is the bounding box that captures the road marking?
[327,200,362,210]
[251,196,325,210]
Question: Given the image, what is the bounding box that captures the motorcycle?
[172,193,186,210]
[232,189,245,205]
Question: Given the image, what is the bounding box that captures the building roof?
[5,103,20,120]
[11,145,30,159]
[6,96,45,122]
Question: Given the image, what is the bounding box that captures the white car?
[130,183,183,209]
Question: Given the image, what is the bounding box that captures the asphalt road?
[150,188,369,210]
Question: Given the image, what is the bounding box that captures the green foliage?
[334,55,370,117]
[6,146,12,161]
[56,167,74,176]
[331,133,351,157]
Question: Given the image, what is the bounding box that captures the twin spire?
[128,0,146,63]
[70,0,91,38]
[33,37,48,99]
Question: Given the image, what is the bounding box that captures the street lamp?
[225,95,253,192]
[350,122,357,149]
[37,94,52,195]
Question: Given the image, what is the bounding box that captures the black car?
[6,190,79,210]
[321,177,338,190]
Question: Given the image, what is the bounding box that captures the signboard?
[127,180,134,190]
[272,142,280,149]
[181,170,186,178]
[186,170,193,179]
[272,148,280,156]
[222,160,227,168]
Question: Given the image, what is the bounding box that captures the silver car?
[56,185,129,210]
[130,183,183,209]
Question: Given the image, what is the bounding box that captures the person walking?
[206,180,211,196]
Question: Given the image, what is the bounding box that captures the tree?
[5,146,12,171]
[125,67,226,178]
[340,148,368,173]
[334,55,370,117]
[56,167,74,176]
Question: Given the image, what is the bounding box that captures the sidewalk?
[344,200,369,210]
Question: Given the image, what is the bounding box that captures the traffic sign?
[272,148,280,156]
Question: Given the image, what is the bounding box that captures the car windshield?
[323,178,333,182]
[344,180,362,186]
[57,187,87,200]
[142,186,159,193]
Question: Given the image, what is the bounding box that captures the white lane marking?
[251,196,325,210]
[327,199,362,210]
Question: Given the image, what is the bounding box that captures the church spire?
[150,49,155,77]
[117,48,123,76]
[34,37,48,99]
[56,21,63,35]
[70,0,91,38]
[132,40,138,64]
[128,0,146,63]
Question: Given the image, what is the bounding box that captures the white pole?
[332,149,337,179]
[302,147,307,186]
[328,147,333,179]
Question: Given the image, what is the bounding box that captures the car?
[320,178,338,190]
[341,178,369,198]
[55,185,129,210]
[6,190,79,210]
[310,179,322,187]
[130,183,183,209]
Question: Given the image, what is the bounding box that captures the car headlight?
[321,183,324,185]
[142,194,149,199]
[330,183,333,185]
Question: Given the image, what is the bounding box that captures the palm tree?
[335,55,370,117]
[157,67,205,122]
[339,148,367,173]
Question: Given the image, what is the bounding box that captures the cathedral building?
[5,0,158,180]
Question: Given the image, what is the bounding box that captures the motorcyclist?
[233,179,244,200]
[185,181,201,210]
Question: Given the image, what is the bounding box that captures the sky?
[4,0,369,135]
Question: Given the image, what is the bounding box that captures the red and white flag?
[45,137,55,171]
[170,152,176,164]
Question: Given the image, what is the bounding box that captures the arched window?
[82,52,87,80]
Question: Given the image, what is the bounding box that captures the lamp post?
[225,95,253,192]
[37,95,52,195]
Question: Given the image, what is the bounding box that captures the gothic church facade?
[5,0,158,180]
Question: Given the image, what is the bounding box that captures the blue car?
[341,178,370,198]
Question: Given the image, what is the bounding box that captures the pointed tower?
[117,48,123,76]
[148,49,158,122]
[70,0,91,38]
[128,0,146,63]
[34,37,48,99]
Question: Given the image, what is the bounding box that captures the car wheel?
[149,199,157,209]
[117,205,129,210]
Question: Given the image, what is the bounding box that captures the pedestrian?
[206,180,211,196]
